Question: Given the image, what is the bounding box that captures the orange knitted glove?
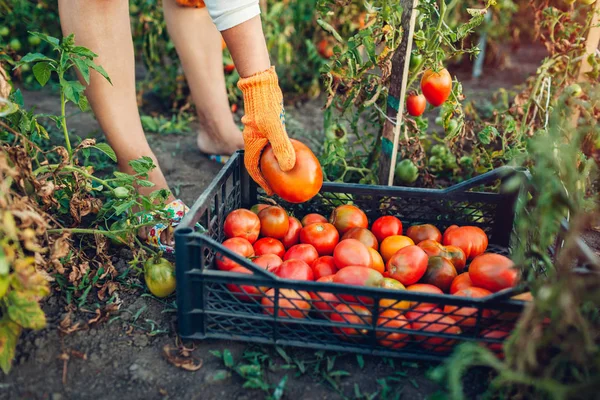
[175,0,205,8]
[237,67,296,195]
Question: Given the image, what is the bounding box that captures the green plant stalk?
[33,164,116,195]
[60,90,72,159]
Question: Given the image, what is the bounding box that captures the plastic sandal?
[142,199,191,254]
[208,154,231,165]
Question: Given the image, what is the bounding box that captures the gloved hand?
[237,66,296,195]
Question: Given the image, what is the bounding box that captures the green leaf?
[136,180,155,188]
[275,347,292,364]
[273,375,288,400]
[316,19,344,43]
[92,143,117,162]
[72,46,98,59]
[140,115,159,132]
[328,370,351,377]
[129,156,156,175]
[209,350,222,358]
[32,62,52,87]
[113,171,135,184]
[113,200,137,216]
[72,57,90,84]
[78,94,89,112]
[62,80,86,105]
[11,89,24,107]
[6,292,46,330]
[477,126,499,145]
[0,248,8,275]
[19,53,54,64]
[223,349,234,368]
[0,319,22,374]
[28,32,59,48]
[356,354,364,370]
[86,60,112,84]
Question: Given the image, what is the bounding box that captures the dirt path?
[1,43,548,400]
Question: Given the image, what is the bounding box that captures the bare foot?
[196,120,244,156]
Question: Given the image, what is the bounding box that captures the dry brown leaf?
[59,313,82,335]
[88,303,120,326]
[162,345,203,372]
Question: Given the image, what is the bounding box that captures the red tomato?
[443,245,466,272]
[329,205,368,235]
[333,239,372,269]
[300,223,340,256]
[283,244,319,266]
[481,325,512,359]
[224,209,260,244]
[412,311,461,352]
[226,266,263,302]
[380,235,414,263]
[333,266,384,304]
[309,275,340,314]
[445,287,493,327]
[260,139,323,203]
[224,63,235,73]
[281,217,302,249]
[311,256,338,280]
[420,68,452,107]
[420,256,457,293]
[450,272,473,294]
[442,225,459,243]
[406,93,426,117]
[301,213,328,226]
[406,224,442,244]
[405,305,443,322]
[417,240,445,258]
[317,39,334,59]
[276,259,314,281]
[469,253,518,293]
[215,237,255,271]
[386,245,428,286]
[371,216,403,243]
[262,288,311,319]
[406,283,444,309]
[253,254,283,273]
[250,204,269,214]
[367,248,385,274]
[341,228,379,251]
[330,304,372,340]
[379,278,410,311]
[442,226,488,259]
[253,237,285,258]
[377,309,411,348]
[258,206,290,239]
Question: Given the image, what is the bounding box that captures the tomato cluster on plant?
[218,202,524,353]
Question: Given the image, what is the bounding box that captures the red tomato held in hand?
[311,256,338,280]
[380,235,415,263]
[450,272,473,294]
[253,254,283,273]
[253,237,285,258]
[300,223,339,256]
[341,228,379,251]
[224,209,260,244]
[406,93,426,117]
[226,266,263,302]
[276,259,314,281]
[216,237,255,271]
[377,309,411,348]
[301,213,328,226]
[333,266,384,304]
[281,217,302,249]
[260,139,323,203]
[406,224,442,244]
[420,68,452,107]
[333,239,372,269]
[420,256,457,293]
[284,244,319,266]
[445,287,493,327]
[262,288,311,319]
[329,205,368,235]
[469,253,518,292]
[386,245,428,286]
[442,226,488,259]
[330,304,372,340]
[406,283,444,309]
[258,206,290,239]
[309,275,340,314]
[371,216,403,243]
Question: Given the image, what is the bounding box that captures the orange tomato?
[377,310,411,349]
[262,288,311,319]
[406,283,444,309]
[444,287,493,327]
[380,235,415,263]
[379,278,409,311]
[368,247,385,274]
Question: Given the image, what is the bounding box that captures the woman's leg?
[163,0,243,155]
[58,0,173,200]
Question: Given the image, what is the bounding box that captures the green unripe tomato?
[28,35,41,46]
[428,155,444,173]
[446,119,458,134]
[325,123,348,144]
[109,220,131,246]
[459,156,474,167]
[9,39,22,52]
[0,26,9,37]
[113,186,130,199]
[565,83,583,98]
[395,159,419,184]
[430,144,449,158]
[409,51,423,72]
[144,257,176,298]
[20,63,30,72]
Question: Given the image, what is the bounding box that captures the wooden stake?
[378,0,419,186]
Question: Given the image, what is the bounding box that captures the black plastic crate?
[175,151,529,361]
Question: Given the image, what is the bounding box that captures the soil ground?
[0,43,566,400]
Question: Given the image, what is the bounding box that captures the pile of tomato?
[216,203,524,354]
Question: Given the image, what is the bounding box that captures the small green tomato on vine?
[395,159,419,185]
